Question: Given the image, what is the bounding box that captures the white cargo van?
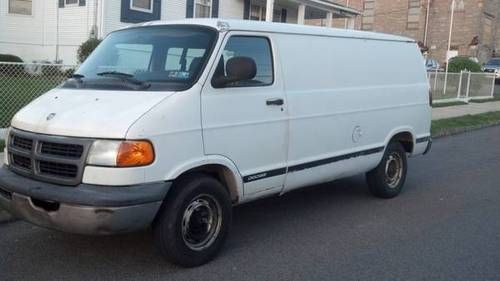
[0,19,431,267]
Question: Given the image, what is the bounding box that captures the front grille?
[40,141,84,159]
[39,161,78,178]
[12,154,32,170]
[12,135,33,151]
[7,129,92,186]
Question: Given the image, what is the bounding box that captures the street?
[1,126,500,281]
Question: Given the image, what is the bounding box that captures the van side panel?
[276,34,430,191]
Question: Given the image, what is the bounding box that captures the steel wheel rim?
[181,194,222,251]
[385,152,403,188]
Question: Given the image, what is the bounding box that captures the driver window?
[214,36,274,87]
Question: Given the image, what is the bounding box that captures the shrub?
[0,54,24,76]
[77,38,102,63]
[0,54,23,63]
[64,68,75,78]
[42,64,64,78]
[447,57,482,73]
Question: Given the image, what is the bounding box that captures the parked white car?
[0,19,431,267]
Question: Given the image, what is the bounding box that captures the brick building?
[310,0,500,64]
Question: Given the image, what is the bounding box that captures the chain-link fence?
[0,62,77,130]
[428,70,496,103]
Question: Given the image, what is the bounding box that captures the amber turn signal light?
[116,141,155,167]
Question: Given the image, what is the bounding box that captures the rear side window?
[215,36,274,87]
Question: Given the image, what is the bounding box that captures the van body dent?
[0,19,431,266]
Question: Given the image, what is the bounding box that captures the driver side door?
[201,32,289,200]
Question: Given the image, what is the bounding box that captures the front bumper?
[0,165,171,235]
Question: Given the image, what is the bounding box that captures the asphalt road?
[1,127,500,281]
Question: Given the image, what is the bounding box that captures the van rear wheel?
[366,142,407,198]
[153,174,232,267]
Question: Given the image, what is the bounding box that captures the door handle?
[266,98,284,106]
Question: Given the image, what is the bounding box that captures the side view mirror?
[212,56,257,88]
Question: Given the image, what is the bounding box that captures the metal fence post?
[466,71,471,102]
[433,68,438,93]
[491,74,496,98]
[457,70,463,100]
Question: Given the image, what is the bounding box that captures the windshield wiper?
[70,73,85,79]
[97,71,151,90]
[65,73,85,88]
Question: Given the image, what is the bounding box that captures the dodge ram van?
[0,19,431,267]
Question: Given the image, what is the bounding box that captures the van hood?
[11,89,174,139]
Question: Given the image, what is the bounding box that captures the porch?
[242,0,361,28]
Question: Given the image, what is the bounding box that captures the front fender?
[164,155,244,200]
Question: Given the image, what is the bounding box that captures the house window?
[482,14,494,46]
[407,0,420,30]
[362,0,375,30]
[130,0,153,13]
[194,0,211,18]
[8,0,32,15]
[249,3,281,22]
[65,0,78,5]
[250,4,266,21]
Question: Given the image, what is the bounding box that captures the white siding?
[163,0,186,21]
[219,0,244,19]
[57,0,97,64]
[102,0,128,36]
[0,0,49,62]
[0,0,301,64]
[0,0,97,64]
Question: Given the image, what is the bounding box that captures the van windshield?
[64,25,218,91]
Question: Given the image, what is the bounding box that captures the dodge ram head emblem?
[46,113,56,121]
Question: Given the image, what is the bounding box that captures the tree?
[77,38,102,63]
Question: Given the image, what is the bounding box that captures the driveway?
[1,126,500,281]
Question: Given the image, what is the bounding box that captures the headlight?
[87,140,155,167]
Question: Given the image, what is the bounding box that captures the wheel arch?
[164,156,243,204]
[384,127,416,154]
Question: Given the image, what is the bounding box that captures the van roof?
[125,19,415,43]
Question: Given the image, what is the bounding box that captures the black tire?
[153,173,232,267]
[366,142,408,198]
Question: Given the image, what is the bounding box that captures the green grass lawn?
[0,76,64,128]
[469,96,500,103]
[432,111,500,137]
[432,101,468,108]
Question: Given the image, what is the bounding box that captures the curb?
[0,208,15,224]
[433,120,500,139]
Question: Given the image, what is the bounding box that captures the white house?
[0,0,360,64]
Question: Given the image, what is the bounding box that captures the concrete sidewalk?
[432,101,500,120]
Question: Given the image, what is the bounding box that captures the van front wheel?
[153,174,232,267]
[366,142,407,198]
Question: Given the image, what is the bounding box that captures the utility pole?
[56,1,60,63]
[423,0,431,46]
[443,0,455,95]
[344,0,350,29]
